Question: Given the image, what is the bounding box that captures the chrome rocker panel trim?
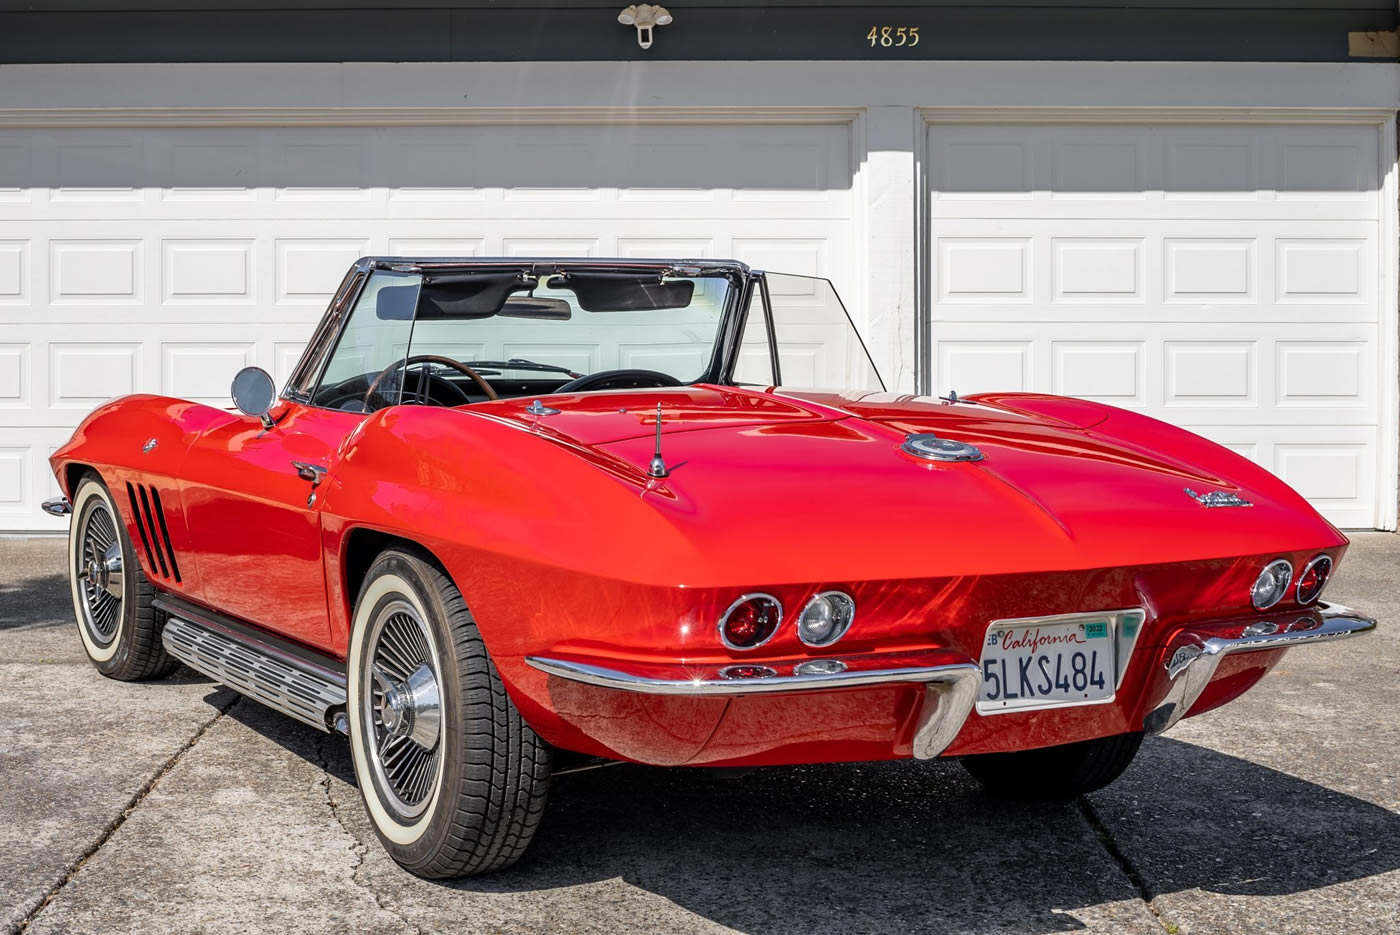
[1144,601,1375,735]
[525,655,982,760]
[41,496,72,516]
[157,598,347,732]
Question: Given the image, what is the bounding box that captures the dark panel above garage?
[1,3,1395,64]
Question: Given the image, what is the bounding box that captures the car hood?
[465,385,1343,578]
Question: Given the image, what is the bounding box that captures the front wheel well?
[341,528,452,608]
[64,463,99,497]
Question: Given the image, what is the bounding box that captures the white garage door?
[928,122,1388,528]
[0,121,854,530]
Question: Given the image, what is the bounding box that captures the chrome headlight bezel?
[795,591,856,648]
[1251,559,1294,610]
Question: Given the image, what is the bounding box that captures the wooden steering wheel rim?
[365,354,499,405]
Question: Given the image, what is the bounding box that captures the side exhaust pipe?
[158,606,347,733]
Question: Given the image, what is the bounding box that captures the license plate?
[976,610,1143,715]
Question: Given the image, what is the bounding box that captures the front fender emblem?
[142,438,158,454]
[1184,487,1252,508]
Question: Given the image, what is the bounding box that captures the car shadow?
[0,571,70,631]
[223,694,1400,933]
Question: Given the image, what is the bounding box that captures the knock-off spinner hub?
[81,542,124,600]
[374,662,442,751]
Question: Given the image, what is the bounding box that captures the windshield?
[312,267,738,411]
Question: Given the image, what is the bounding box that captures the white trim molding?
[1376,112,1400,531]
[919,106,1400,126]
[0,105,867,129]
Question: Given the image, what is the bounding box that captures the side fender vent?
[125,482,181,583]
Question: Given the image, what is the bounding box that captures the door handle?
[291,461,328,486]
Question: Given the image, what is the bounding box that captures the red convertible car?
[45,257,1375,878]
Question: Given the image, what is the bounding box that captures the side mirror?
[230,366,277,429]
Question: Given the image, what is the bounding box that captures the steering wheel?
[553,369,683,393]
[364,355,500,409]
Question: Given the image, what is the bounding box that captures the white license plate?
[976,610,1143,715]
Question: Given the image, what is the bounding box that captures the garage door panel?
[931,123,1377,211]
[1051,238,1146,304]
[931,223,1377,324]
[1050,341,1146,405]
[929,120,1385,526]
[385,237,485,258]
[933,321,1378,424]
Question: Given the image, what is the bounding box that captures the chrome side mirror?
[230,366,277,429]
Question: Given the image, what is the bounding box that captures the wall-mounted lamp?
[618,4,672,50]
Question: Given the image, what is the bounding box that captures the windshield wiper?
[461,358,583,379]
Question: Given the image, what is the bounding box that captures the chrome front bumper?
[525,651,981,760]
[1143,601,1375,735]
[41,497,71,516]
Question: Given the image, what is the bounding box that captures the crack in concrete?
[315,732,424,935]
[1078,795,1175,934]
[13,694,241,934]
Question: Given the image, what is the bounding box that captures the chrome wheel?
[76,500,123,647]
[363,599,443,821]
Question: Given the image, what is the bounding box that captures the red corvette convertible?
[45,257,1375,878]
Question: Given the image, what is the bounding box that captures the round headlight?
[796,591,855,647]
[719,594,783,650]
[1251,559,1293,610]
[1295,554,1332,605]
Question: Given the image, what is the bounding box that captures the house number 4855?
[867,26,920,47]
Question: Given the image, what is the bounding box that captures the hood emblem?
[142,438,158,454]
[901,433,984,463]
[1184,487,1252,509]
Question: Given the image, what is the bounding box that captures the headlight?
[796,591,855,647]
[1295,555,1333,605]
[1251,559,1293,610]
[719,594,783,650]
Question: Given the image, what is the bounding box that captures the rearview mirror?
[230,366,277,428]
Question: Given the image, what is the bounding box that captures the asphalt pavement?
[2,534,1397,935]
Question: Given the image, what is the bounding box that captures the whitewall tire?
[346,548,551,878]
[67,474,178,681]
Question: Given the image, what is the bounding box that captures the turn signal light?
[719,664,778,680]
[1296,555,1332,605]
[719,594,783,650]
[1251,559,1293,610]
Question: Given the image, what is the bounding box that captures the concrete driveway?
[2,535,1397,935]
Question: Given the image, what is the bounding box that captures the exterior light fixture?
[618,4,672,49]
